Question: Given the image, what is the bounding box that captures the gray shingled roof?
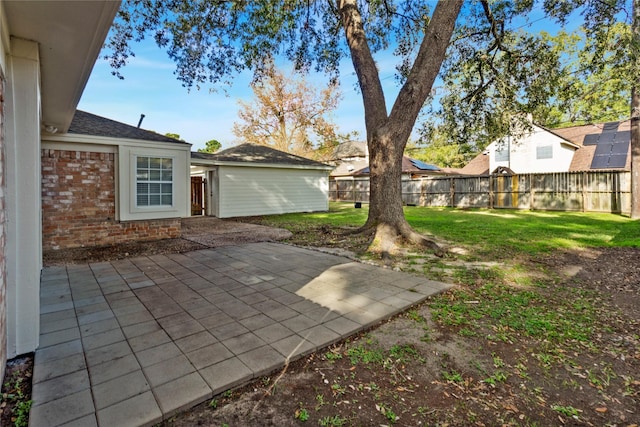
[191,143,332,168]
[68,110,187,144]
[331,141,367,160]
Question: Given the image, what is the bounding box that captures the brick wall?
[41,149,181,250]
[0,76,7,377]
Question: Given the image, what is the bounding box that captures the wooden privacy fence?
[329,171,631,214]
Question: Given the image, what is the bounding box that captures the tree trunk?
[338,0,463,256]
[631,0,640,219]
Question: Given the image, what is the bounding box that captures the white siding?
[489,124,577,174]
[216,166,329,218]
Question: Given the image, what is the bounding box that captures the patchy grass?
[249,202,639,259]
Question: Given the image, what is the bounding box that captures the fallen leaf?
[595,407,607,413]
[503,404,519,413]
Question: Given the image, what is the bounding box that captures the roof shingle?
[191,143,331,168]
[68,110,187,144]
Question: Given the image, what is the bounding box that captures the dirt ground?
[3,217,639,427]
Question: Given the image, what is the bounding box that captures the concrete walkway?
[29,242,451,427]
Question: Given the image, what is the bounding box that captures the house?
[351,156,442,179]
[485,123,580,174]
[191,143,333,218]
[328,140,370,178]
[459,120,631,175]
[42,110,192,251]
[1,0,121,373]
[329,141,442,180]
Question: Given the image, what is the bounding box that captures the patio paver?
[31,242,452,427]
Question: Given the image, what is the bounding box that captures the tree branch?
[338,0,388,133]
[389,0,464,128]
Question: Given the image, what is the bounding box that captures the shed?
[191,144,333,218]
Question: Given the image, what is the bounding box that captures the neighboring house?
[459,120,631,175]
[1,0,121,371]
[329,140,369,178]
[329,141,442,179]
[42,110,192,250]
[486,123,580,174]
[191,143,333,218]
[332,155,442,180]
[351,156,442,179]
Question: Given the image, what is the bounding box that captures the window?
[536,145,553,160]
[495,148,509,162]
[136,156,173,207]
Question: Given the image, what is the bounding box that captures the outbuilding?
[191,144,333,218]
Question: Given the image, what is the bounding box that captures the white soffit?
[4,0,120,132]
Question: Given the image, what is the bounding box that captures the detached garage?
[191,144,333,218]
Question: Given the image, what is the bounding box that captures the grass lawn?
[254,202,640,259]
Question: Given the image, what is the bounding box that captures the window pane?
[149,183,161,194]
[150,170,161,181]
[162,158,173,169]
[136,170,149,181]
[137,182,148,194]
[161,195,172,205]
[150,157,162,169]
[137,157,149,168]
[137,194,148,206]
[536,145,553,159]
[149,194,161,205]
[495,149,509,162]
[162,170,173,181]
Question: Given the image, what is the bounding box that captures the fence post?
[352,179,356,202]
[528,174,533,210]
[488,175,493,209]
[450,178,455,208]
[582,171,587,212]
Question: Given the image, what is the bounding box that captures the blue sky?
[76,3,593,152]
[78,40,404,152]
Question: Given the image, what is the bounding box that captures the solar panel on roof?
[611,141,630,155]
[598,132,616,144]
[409,158,439,171]
[583,134,600,145]
[614,130,630,143]
[608,154,627,168]
[590,155,610,169]
[586,121,628,170]
[594,142,612,156]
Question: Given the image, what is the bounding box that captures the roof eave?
[190,158,333,171]
[4,1,121,133]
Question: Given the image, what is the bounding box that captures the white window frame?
[135,155,174,208]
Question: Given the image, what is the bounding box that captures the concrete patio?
[29,242,451,427]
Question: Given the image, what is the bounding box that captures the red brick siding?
[0,77,7,376]
[41,149,181,250]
